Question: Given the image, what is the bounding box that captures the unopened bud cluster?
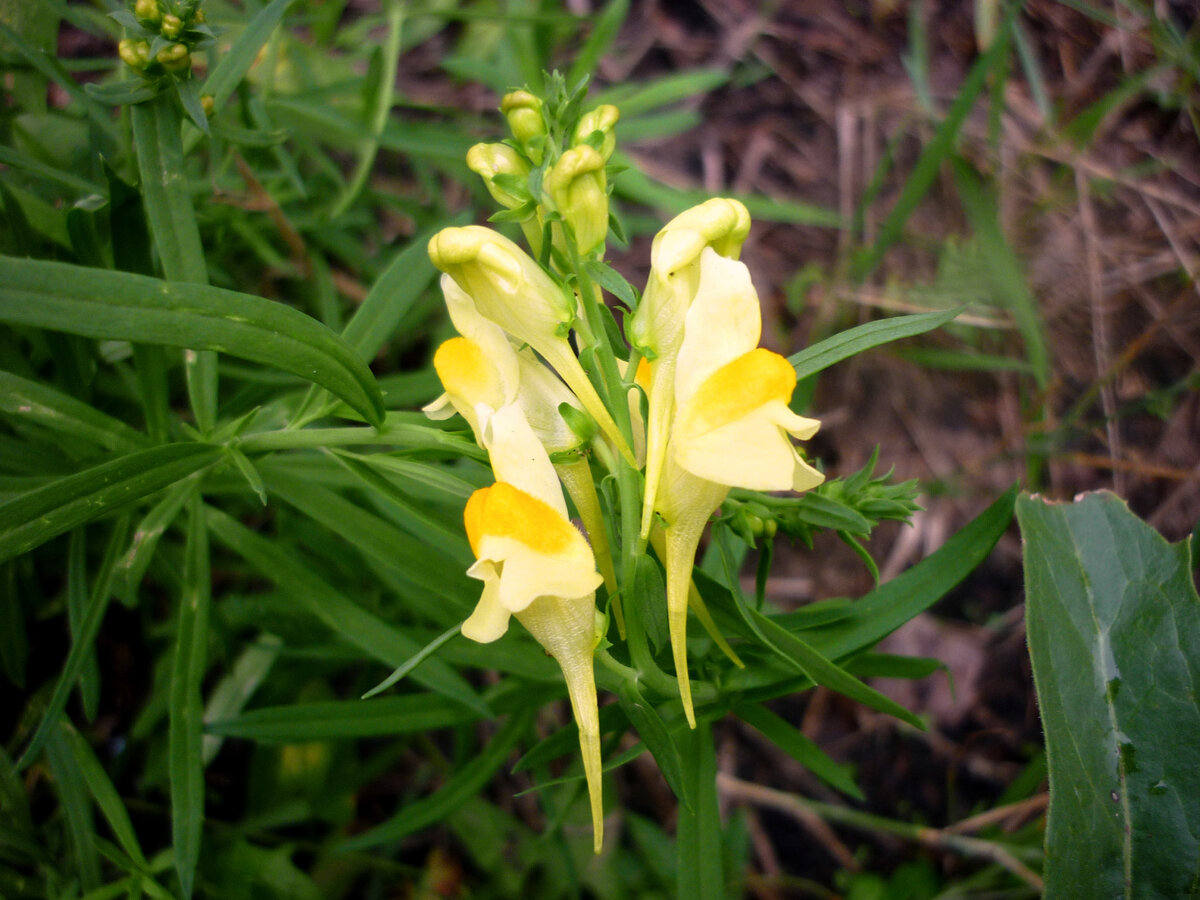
[116,0,214,80]
[467,78,620,261]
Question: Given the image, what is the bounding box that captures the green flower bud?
[573,104,619,161]
[201,94,215,117]
[118,38,151,71]
[545,145,608,255]
[156,42,190,73]
[500,90,546,163]
[133,0,161,26]
[161,13,183,38]
[465,142,530,210]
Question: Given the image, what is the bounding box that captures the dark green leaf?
[170,496,208,899]
[0,443,221,563]
[617,679,691,808]
[338,710,533,851]
[208,692,480,742]
[0,371,150,453]
[1018,491,1200,897]
[788,306,962,382]
[0,257,385,427]
[205,506,488,716]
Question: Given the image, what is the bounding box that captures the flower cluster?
[423,82,823,852]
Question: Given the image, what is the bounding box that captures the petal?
[677,348,795,435]
[514,350,583,453]
[482,404,568,516]
[674,249,763,407]
[440,274,520,398]
[433,337,508,420]
[675,404,823,491]
[461,576,511,643]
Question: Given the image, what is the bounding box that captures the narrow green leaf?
[851,15,1012,280]
[338,709,532,851]
[201,637,280,765]
[594,68,730,116]
[676,720,723,900]
[170,496,208,899]
[205,506,489,716]
[15,517,128,770]
[803,487,1016,663]
[226,447,267,505]
[362,625,462,699]
[67,530,101,721]
[44,723,101,891]
[617,679,691,808]
[0,144,103,196]
[0,443,221,564]
[952,161,1049,388]
[567,0,629,88]
[208,692,480,742]
[0,256,385,427]
[788,306,962,382]
[60,722,149,869]
[735,702,863,800]
[201,0,298,112]
[111,479,193,603]
[0,371,149,452]
[1018,491,1200,898]
[0,563,28,688]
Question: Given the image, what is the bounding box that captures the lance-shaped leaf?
[1018,491,1200,897]
[0,444,222,564]
[0,256,384,427]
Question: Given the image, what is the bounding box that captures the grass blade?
[788,306,962,382]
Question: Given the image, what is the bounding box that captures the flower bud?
[545,145,608,256]
[134,0,161,26]
[156,42,191,73]
[500,90,546,163]
[201,94,215,117]
[428,226,571,351]
[161,13,183,38]
[118,39,152,71]
[466,142,530,210]
[573,104,619,161]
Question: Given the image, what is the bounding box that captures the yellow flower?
[655,248,823,727]
[428,226,635,465]
[628,199,752,539]
[460,404,606,852]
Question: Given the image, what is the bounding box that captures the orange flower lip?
[464,482,579,558]
[678,348,796,433]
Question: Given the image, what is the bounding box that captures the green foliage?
[1019,491,1200,898]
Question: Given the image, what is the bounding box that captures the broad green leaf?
[0,371,150,453]
[204,506,489,716]
[676,721,723,900]
[208,692,480,742]
[1018,491,1200,898]
[339,709,533,851]
[0,256,385,427]
[170,496,208,899]
[0,443,221,564]
[734,702,863,800]
[788,306,962,382]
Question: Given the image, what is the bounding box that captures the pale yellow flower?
[655,248,823,726]
[627,199,752,539]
